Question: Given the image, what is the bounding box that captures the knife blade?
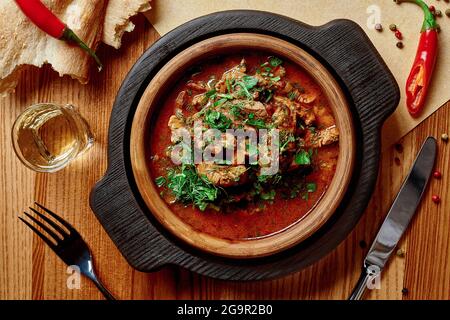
[349,136,437,300]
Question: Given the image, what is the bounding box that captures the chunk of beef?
[168,115,185,131]
[305,125,339,148]
[186,81,207,92]
[191,93,208,108]
[232,99,268,119]
[196,163,248,188]
[297,92,317,104]
[175,91,187,109]
[313,105,335,127]
[272,106,294,131]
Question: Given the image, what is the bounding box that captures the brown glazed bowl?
[130,33,355,259]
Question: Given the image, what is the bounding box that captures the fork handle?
[91,278,116,300]
[349,268,370,300]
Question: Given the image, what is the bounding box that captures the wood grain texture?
[90,11,399,280]
[1,15,449,300]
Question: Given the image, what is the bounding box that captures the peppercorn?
[389,23,397,31]
[441,133,449,142]
[396,41,404,49]
[446,9,450,17]
[435,10,442,17]
[396,248,405,257]
[432,195,441,204]
[429,5,435,13]
[375,23,383,31]
[395,30,403,40]
[359,240,367,249]
[402,288,409,295]
[433,171,442,179]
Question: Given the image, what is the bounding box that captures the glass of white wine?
[12,103,94,173]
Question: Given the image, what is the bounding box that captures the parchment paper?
[146,0,450,149]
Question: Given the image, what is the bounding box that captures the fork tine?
[29,207,69,238]
[23,212,61,243]
[19,217,57,249]
[34,202,75,233]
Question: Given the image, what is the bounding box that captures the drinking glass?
[12,103,93,172]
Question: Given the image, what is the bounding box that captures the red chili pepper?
[15,0,102,71]
[396,0,438,117]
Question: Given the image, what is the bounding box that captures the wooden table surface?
[1,17,449,300]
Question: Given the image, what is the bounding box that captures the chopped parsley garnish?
[217,93,234,100]
[245,113,267,129]
[213,98,229,107]
[234,76,259,100]
[301,182,317,201]
[294,149,312,165]
[226,79,232,93]
[269,56,283,67]
[242,75,258,89]
[269,76,281,82]
[288,91,297,101]
[167,165,219,211]
[205,89,217,99]
[306,182,317,193]
[205,109,232,131]
[155,176,166,187]
[280,134,296,153]
[261,190,276,201]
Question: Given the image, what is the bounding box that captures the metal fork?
[19,202,116,300]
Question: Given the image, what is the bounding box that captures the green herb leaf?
[294,150,311,165]
[269,56,283,67]
[288,91,297,101]
[155,176,166,187]
[241,75,258,89]
[230,103,244,118]
[247,118,267,129]
[205,109,232,131]
[280,134,295,152]
[245,113,267,129]
[269,76,281,82]
[217,93,234,100]
[213,98,229,107]
[205,89,217,99]
[167,165,219,211]
[225,79,232,94]
[306,182,317,193]
[261,190,276,201]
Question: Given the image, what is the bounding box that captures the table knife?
[349,136,437,300]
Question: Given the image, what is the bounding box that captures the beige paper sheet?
[147,0,450,149]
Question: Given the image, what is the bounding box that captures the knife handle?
[349,268,371,300]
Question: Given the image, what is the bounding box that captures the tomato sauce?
[148,52,339,240]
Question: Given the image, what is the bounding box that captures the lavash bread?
[103,0,152,49]
[0,0,152,96]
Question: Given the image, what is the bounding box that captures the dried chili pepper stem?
[395,0,439,117]
[15,0,102,71]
